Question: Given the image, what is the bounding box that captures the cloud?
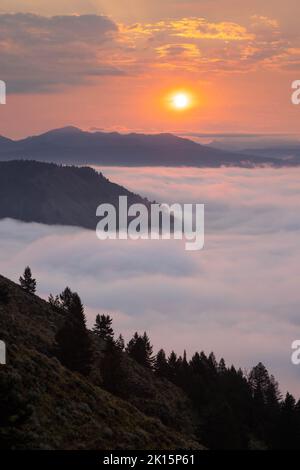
[169,18,255,41]
[251,15,280,31]
[1,166,300,396]
[156,43,201,59]
[0,12,297,94]
[0,13,124,93]
[121,14,294,74]
[124,17,254,41]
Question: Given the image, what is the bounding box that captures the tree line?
[18,267,300,449]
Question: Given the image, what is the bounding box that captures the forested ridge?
[0,269,299,450]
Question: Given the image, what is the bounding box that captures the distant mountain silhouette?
[0,135,14,147]
[0,127,292,167]
[0,160,150,229]
[238,146,300,163]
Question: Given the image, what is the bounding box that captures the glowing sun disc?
[172,92,190,109]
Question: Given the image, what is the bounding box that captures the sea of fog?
[1,166,300,396]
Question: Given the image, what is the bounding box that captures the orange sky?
[0,0,299,138]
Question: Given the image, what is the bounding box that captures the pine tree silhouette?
[154,349,169,377]
[167,351,178,380]
[59,287,74,311]
[48,293,61,310]
[19,267,36,294]
[218,358,226,375]
[55,292,92,376]
[93,314,114,341]
[101,339,125,394]
[126,332,154,369]
[115,334,125,351]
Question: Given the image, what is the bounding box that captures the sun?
[168,91,193,111]
[173,93,189,109]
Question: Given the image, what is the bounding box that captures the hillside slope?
[0,160,150,229]
[0,274,203,450]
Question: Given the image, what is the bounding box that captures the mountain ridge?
[0,127,292,167]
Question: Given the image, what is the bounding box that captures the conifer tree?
[218,358,227,375]
[154,349,169,377]
[248,362,281,408]
[183,350,188,366]
[142,332,154,368]
[208,352,218,371]
[273,393,299,449]
[19,266,36,294]
[93,314,114,341]
[168,351,178,380]
[115,334,125,351]
[126,332,154,369]
[55,292,92,376]
[59,287,74,311]
[48,293,61,310]
[101,339,125,395]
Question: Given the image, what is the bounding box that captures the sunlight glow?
[167,91,194,111]
[173,93,189,109]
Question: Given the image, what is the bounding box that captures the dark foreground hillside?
[1,270,300,450]
[0,160,150,229]
[0,274,202,450]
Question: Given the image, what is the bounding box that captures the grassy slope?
[0,275,203,450]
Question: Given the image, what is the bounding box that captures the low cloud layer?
[1,166,300,396]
